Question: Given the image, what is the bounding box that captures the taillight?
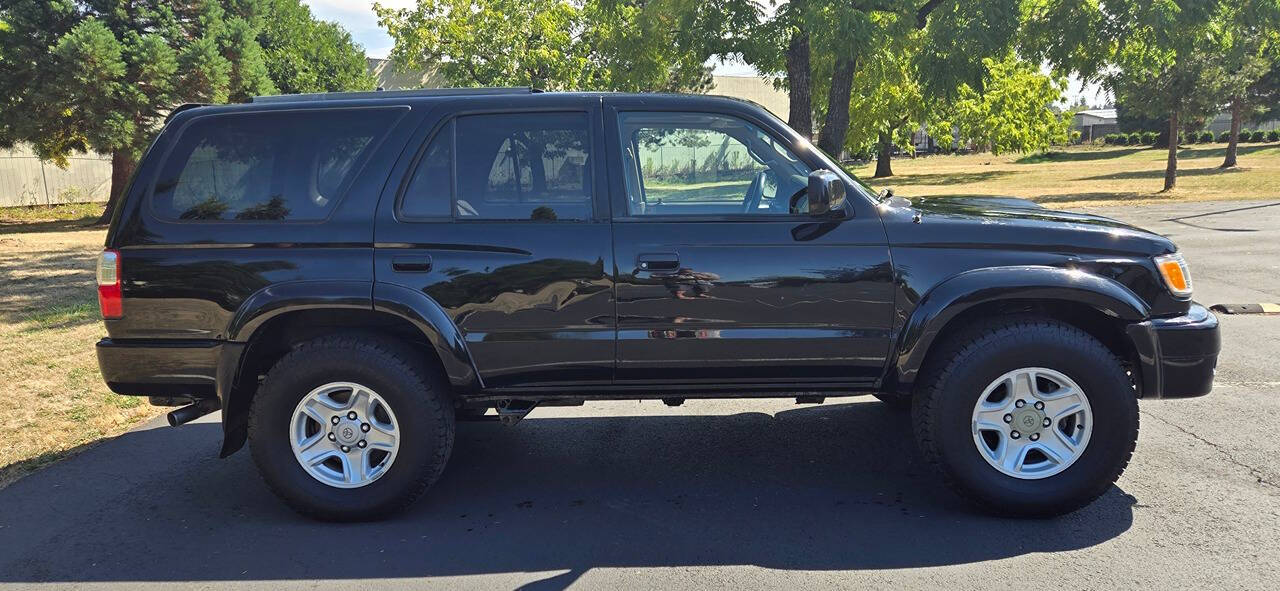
[97,250,122,319]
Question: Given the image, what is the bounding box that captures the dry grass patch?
[854,143,1280,207]
[0,224,161,488]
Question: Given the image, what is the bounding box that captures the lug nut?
[340,445,350,453]
[1011,431,1021,439]
[361,423,370,432]
[331,416,340,425]
[1043,418,1052,427]
[1030,433,1040,441]
[1034,401,1044,410]
[357,440,367,448]
[347,411,358,420]
[1015,400,1026,408]
[327,433,336,441]
[1003,414,1013,423]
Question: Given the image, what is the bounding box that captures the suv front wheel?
[912,316,1139,517]
[248,335,455,521]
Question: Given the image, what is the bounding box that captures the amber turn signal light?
[1154,252,1192,297]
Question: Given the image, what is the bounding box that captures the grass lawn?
[852,142,1280,207]
[0,206,162,488]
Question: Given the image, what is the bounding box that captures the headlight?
[1153,252,1192,297]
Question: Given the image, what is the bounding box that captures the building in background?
[1072,108,1119,143]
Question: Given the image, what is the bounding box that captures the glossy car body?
[96,89,1220,458]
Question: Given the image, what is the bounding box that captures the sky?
[300,0,1108,107]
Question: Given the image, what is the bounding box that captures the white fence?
[0,146,110,207]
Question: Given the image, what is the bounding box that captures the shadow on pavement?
[0,401,1135,584]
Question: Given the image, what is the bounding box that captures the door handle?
[392,255,433,272]
[637,252,680,273]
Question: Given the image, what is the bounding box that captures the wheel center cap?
[334,419,361,445]
[1012,408,1045,434]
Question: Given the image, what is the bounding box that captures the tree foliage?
[258,0,376,94]
[375,0,756,92]
[940,54,1073,155]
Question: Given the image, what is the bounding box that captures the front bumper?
[1126,303,1220,398]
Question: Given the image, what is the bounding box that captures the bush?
[1113,134,1128,145]
[1128,131,1144,145]
[1141,131,1157,145]
[1251,130,1268,142]
[1199,131,1215,143]
[1218,130,1233,142]
[1268,130,1280,142]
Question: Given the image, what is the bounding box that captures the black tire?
[248,334,454,521]
[872,391,912,411]
[456,407,490,421]
[912,316,1138,517]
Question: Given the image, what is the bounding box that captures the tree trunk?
[816,56,856,158]
[96,151,136,226]
[874,131,894,178]
[1163,112,1179,192]
[1222,98,1241,168]
[785,29,812,139]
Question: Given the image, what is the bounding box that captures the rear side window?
[151,108,403,221]
[400,112,592,221]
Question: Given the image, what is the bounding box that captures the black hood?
[878,194,1177,258]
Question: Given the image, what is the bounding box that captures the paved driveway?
[2,201,1277,589]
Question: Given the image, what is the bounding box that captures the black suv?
[96,88,1219,520]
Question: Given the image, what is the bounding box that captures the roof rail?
[165,103,209,122]
[250,87,536,103]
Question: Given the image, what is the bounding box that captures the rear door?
[604,99,896,388]
[374,96,615,389]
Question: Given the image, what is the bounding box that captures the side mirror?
[806,170,845,216]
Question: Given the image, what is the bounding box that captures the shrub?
[1128,131,1144,145]
[1218,130,1233,142]
[1113,134,1128,145]
[1268,130,1280,142]
[1141,131,1157,145]
[1199,131,1215,143]
[1251,130,1268,142]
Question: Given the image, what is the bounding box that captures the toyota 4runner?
[96,88,1220,520]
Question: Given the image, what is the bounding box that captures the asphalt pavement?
[1,200,1277,589]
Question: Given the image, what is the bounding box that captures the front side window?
[617,112,812,217]
[152,108,403,221]
[454,112,592,221]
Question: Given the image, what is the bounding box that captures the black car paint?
[96,91,1219,458]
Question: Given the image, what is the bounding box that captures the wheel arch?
[218,282,479,457]
[886,266,1149,395]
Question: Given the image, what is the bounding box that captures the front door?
[605,105,895,388]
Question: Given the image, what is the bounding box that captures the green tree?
[939,53,1073,155]
[0,0,277,224]
[374,0,747,92]
[1025,0,1232,191]
[1216,1,1280,168]
[258,0,376,94]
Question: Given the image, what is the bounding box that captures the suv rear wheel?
[248,335,454,521]
[912,316,1138,517]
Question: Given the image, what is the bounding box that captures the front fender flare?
[891,265,1150,390]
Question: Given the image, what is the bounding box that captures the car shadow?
[0,401,1135,585]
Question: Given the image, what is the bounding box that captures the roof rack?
[250,87,536,104]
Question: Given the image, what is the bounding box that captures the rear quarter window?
[150,107,405,222]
